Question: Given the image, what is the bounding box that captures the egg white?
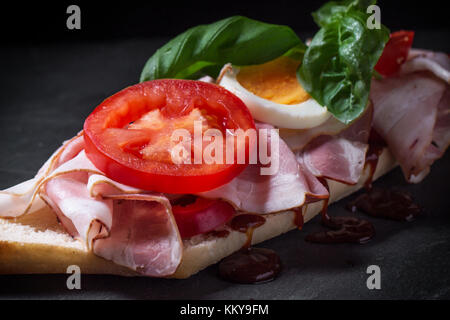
[217,64,331,129]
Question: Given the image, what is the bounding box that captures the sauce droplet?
[306,177,376,244]
[305,216,375,244]
[347,188,421,221]
[218,247,282,284]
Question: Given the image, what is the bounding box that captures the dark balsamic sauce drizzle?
[293,207,304,230]
[364,129,387,189]
[229,213,266,248]
[347,188,421,222]
[347,129,421,221]
[305,178,376,244]
[218,214,282,284]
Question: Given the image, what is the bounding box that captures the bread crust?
[0,148,397,278]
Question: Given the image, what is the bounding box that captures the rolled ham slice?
[296,104,373,185]
[300,136,368,185]
[371,49,450,183]
[402,49,450,83]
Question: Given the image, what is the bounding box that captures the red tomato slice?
[375,30,415,77]
[171,196,235,238]
[84,79,255,194]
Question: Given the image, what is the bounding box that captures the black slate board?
[0,33,449,299]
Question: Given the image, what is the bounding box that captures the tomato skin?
[83,79,255,194]
[375,30,415,77]
[171,197,235,238]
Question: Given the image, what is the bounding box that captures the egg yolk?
[236,56,310,105]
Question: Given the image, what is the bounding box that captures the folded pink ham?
[371,49,450,182]
[299,104,372,185]
[0,135,183,277]
[200,123,329,213]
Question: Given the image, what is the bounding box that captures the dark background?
[1,0,448,44]
[0,0,449,300]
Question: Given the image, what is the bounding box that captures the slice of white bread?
[0,148,397,279]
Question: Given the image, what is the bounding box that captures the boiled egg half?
[217,56,330,129]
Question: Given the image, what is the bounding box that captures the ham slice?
[94,199,181,276]
[199,123,328,213]
[301,136,368,185]
[0,135,182,277]
[371,49,450,183]
[402,49,450,83]
[298,104,373,185]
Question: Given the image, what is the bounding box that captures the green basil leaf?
[298,9,389,124]
[313,0,376,27]
[140,16,304,82]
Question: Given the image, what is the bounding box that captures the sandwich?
[1,0,449,282]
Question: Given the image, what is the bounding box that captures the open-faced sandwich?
[1,0,449,283]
